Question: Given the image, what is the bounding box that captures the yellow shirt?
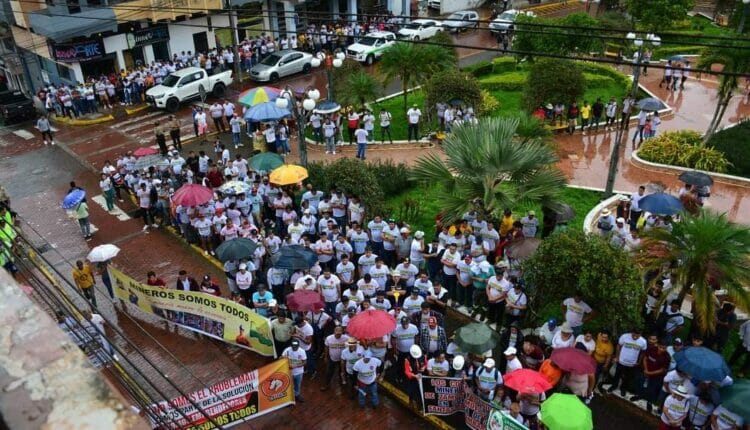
[500,215,514,236]
[73,265,95,290]
[580,105,592,119]
[593,335,614,364]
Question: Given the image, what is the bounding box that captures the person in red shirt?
[206,163,224,188]
[146,270,166,287]
[632,335,670,413]
[200,275,222,297]
[404,344,427,411]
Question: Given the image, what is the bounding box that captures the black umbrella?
[271,245,317,270]
[678,170,714,187]
[554,204,576,223]
[637,97,664,111]
[215,238,259,262]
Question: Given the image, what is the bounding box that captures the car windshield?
[357,37,378,46]
[446,13,464,21]
[260,54,282,66]
[161,75,180,87]
[498,12,515,20]
[405,22,423,29]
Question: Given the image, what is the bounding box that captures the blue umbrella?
[62,189,86,209]
[639,192,683,216]
[271,245,317,270]
[313,101,341,115]
[637,97,664,111]
[674,346,731,383]
[243,101,290,122]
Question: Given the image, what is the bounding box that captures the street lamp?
[739,0,750,34]
[604,31,660,196]
[275,88,319,167]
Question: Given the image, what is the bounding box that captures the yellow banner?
[110,267,275,357]
[147,358,295,429]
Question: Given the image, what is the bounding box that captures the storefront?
[126,24,171,66]
[49,38,115,82]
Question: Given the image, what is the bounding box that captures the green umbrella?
[454,323,500,355]
[541,393,593,430]
[719,379,750,421]
[249,152,284,172]
[215,238,259,262]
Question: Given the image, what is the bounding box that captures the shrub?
[639,130,731,173]
[522,230,643,334]
[707,120,750,177]
[479,72,528,91]
[523,59,586,111]
[462,60,494,77]
[491,56,518,73]
[319,158,386,215]
[367,159,413,197]
[331,59,363,102]
[583,73,615,89]
[423,69,482,115]
[477,89,500,116]
[430,30,457,61]
[651,46,703,59]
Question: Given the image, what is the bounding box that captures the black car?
[0,90,36,124]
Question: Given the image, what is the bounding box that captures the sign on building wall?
[127,25,170,49]
[50,39,105,63]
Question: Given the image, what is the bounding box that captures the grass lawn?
[383,184,603,240]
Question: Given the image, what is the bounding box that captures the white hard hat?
[410,344,423,359]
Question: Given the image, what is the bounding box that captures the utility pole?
[225,0,242,81]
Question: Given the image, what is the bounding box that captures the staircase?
[693,0,719,17]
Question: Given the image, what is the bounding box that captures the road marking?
[13,129,35,140]
[112,111,164,128]
[90,223,99,234]
[91,194,132,221]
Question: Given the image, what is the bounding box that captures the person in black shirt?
[591,98,604,132]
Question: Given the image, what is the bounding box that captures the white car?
[489,9,535,33]
[249,50,313,82]
[397,19,443,40]
[442,10,480,33]
[427,0,441,10]
[346,31,397,65]
[146,67,234,112]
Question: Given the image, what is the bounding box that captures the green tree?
[523,59,586,111]
[698,43,750,142]
[331,59,363,102]
[512,14,604,59]
[637,210,750,336]
[409,117,567,223]
[523,231,644,334]
[429,30,458,62]
[626,0,694,30]
[378,43,456,114]
[423,69,482,121]
[337,71,381,109]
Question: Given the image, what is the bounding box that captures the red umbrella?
[172,184,214,207]
[346,309,397,339]
[503,369,553,394]
[133,147,159,157]
[286,290,325,313]
[550,347,597,374]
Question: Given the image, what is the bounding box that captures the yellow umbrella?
[269,164,308,186]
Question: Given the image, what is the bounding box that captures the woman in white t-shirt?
[660,387,690,429]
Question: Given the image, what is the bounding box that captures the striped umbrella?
[238,86,282,107]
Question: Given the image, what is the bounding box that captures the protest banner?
[487,409,530,430]
[109,267,275,357]
[148,358,294,430]
[464,385,495,430]
[419,376,464,416]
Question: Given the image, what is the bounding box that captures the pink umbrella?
[286,290,325,312]
[172,184,214,207]
[550,347,597,374]
[504,368,553,394]
[133,147,159,157]
[346,309,397,339]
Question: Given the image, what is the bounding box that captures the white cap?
[414,230,425,239]
[616,217,626,224]
[483,358,495,368]
[239,263,247,270]
[452,355,465,370]
[400,227,409,234]
[410,344,422,359]
[504,347,517,356]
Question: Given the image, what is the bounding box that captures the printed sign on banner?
[464,386,494,430]
[419,376,464,416]
[148,358,295,430]
[109,267,275,357]
[487,409,530,430]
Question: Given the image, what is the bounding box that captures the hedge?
[462,60,494,77]
[638,130,731,173]
[491,56,518,73]
[707,120,750,178]
[652,46,703,59]
[583,73,615,89]
[479,72,528,90]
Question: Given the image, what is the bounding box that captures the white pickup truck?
[146,67,233,112]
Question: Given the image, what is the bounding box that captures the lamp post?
[739,0,750,34]
[276,86,319,168]
[604,32,660,196]
[325,51,345,102]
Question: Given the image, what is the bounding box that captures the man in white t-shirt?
[321,326,349,391]
[710,404,745,430]
[317,269,341,316]
[354,124,369,160]
[608,328,647,397]
[427,352,450,377]
[561,292,593,336]
[352,350,382,407]
[406,104,422,143]
[282,340,307,401]
[392,317,419,375]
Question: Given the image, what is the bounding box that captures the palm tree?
[409,117,567,223]
[337,71,381,110]
[637,210,750,335]
[698,43,750,143]
[379,43,456,114]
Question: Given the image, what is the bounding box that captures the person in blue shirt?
[252,284,274,317]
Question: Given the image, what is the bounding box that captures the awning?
[28,8,117,42]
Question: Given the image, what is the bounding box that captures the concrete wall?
[103,33,128,72]
[168,14,230,55]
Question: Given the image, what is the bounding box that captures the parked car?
[346,31,397,65]
[146,67,233,112]
[489,9,535,33]
[0,90,36,124]
[397,19,443,40]
[249,50,313,83]
[427,0,441,10]
[442,10,480,33]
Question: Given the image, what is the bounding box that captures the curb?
[125,104,151,115]
[304,137,434,147]
[582,193,627,234]
[631,148,750,189]
[51,114,115,126]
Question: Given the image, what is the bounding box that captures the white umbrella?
[87,244,121,262]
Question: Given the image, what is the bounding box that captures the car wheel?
[303,63,311,74]
[270,72,279,82]
[365,55,374,66]
[413,36,420,41]
[212,83,226,98]
[166,98,179,113]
